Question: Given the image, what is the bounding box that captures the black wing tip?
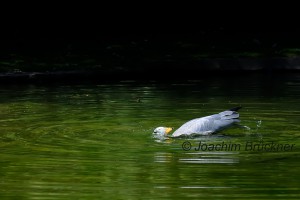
[229,106,242,111]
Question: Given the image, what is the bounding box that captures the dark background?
[1,10,300,81]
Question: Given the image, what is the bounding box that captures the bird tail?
[229,106,242,111]
[219,106,242,120]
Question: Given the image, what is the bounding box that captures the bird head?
[153,127,173,137]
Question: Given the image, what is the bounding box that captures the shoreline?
[1,56,300,83]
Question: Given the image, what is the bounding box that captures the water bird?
[153,107,242,138]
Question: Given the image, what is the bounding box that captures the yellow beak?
[165,127,173,134]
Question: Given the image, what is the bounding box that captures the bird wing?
[172,116,215,137]
[172,110,240,137]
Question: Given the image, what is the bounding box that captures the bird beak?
[165,127,173,134]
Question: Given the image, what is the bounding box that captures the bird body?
[172,109,240,137]
[153,107,242,138]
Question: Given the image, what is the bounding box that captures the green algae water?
[1,73,300,199]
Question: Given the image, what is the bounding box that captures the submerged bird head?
[153,127,173,137]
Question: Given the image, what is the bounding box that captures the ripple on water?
[179,152,240,164]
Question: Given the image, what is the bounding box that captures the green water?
[1,74,300,199]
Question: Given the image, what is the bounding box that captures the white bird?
[153,107,242,138]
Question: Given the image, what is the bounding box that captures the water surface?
[1,74,300,199]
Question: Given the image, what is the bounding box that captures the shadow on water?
[0,73,300,199]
